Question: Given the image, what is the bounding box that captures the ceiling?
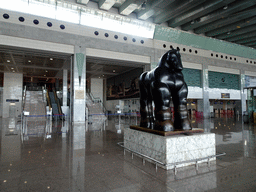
[0,46,143,83]
[86,0,256,49]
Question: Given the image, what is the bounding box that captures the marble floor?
[0,115,256,192]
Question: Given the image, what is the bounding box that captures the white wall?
[91,78,104,102]
[2,73,23,118]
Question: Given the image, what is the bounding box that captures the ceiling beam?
[119,0,144,16]
[99,0,116,11]
[181,0,256,31]
[138,0,173,20]
[194,7,256,34]
[154,0,205,24]
[234,35,256,44]
[168,0,236,28]
[77,0,89,5]
[243,40,256,46]
[212,16,256,38]
[225,30,256,42]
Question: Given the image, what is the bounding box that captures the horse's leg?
[151,82,174,131]
[172,83,191,130]
[139,72,151,128]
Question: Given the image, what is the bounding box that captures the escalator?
[23,87,47,136]
[47,88,64,120]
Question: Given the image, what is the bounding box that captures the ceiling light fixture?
[11,68,14,69]
[50,58,53,60]
[7,60,10,62]
[223,5,228,10]
[113,70,116,72]
[28,60,31,62]
[227,31,231,35]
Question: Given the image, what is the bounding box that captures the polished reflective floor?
[0,115,256,192]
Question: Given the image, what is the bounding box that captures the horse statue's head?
[159,47,183,71]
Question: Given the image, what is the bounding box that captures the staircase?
[23,90,46,136]
[86,93,107,123]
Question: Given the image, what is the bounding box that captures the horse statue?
[139,48,191,132]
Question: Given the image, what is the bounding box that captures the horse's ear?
[177,47,180,51]
[170,45,174,50]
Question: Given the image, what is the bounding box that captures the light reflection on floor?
[0,115,256,191]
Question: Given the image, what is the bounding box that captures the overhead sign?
[6,99,19,102]
[221,93,230,98]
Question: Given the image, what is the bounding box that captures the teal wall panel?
[154,25,256,60]
[183,68,201,87]
[208,71,240,90]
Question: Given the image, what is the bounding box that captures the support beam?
[213,18,256,39]
[77,0,89,5]
[194,7,256,34]
[182,0,256,31]
[243,40,256,46]
[226,30,256,42]
[138,0,171,20]
[235,35,256,44]
[99,0,116,10]
[168,0,236,28]
[154,0,205,24]
[119,0,144,16]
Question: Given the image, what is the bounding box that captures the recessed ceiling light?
[28,60,31,62]
[7,60,10,62]
[223,5,228,9]
[50,58,53,60]
[11,68,14,69]
[45,70,48,72]
[44,75,46,76]
[113,70,116,72]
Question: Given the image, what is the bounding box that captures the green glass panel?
[183,68,202,87]
[154,25,256,60]
[208,71,240,90]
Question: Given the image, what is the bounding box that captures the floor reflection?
[0,115,256,191]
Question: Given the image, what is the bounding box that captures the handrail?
[53,88,63,115]
[46,89,52,110]
[88,92,107,114]
[117,142,226,173]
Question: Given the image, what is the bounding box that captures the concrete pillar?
[202,65,210,118]
[72,46,86,124]
[2,73,23,118]
[63,69,68,106]
[240,72,246,114]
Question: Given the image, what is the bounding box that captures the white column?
[72,46,86,124]
[240,72,246,113]
[202,65,210,118]
[2,73,23,118]
[63,69,68,106]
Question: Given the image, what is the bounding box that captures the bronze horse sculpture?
[139,48,191,132]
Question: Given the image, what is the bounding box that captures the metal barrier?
[117,142,226,174]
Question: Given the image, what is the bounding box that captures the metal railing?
[117,142,226,173]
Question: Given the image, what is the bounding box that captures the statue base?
[124,126,216,170]
[130,125,204,136]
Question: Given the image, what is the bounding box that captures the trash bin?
[243,111,249,123]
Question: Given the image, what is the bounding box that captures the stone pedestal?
[124,128,216,170]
